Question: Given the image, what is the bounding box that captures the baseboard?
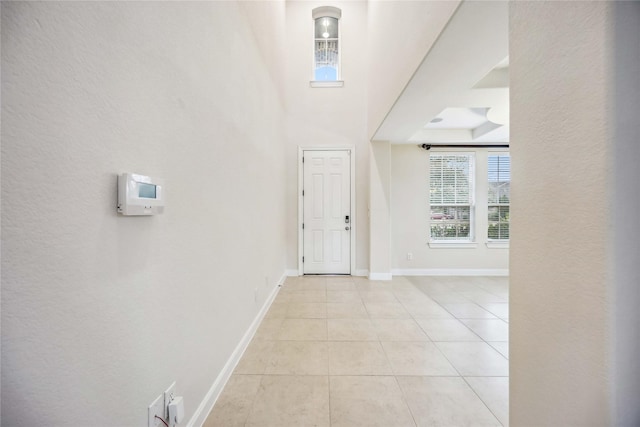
[186,271,285,427]
[287,269,368,277]
[391,268,509,276]
[368,272,392,281]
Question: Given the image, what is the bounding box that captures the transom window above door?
[311,6,343,88]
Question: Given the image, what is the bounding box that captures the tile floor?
[205,275,509,427]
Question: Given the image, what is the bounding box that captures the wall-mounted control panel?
[117,173,165,216]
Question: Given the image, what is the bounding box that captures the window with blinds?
[429,154,475,241]
[488,154,510,240]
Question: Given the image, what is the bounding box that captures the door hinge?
[302,190,304,196]
[302,223,305,229]
[302,256,305,263]
[302,157,305,163]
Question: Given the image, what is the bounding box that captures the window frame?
[487,153,511,242]
[428,152,476,244]
[311,6,343,87]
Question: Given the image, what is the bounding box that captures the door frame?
[298,146,356,276]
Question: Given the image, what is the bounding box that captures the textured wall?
[391,145,509,272]
[284,1,369,274]
[510,2,612,424]
[1,2,287,425]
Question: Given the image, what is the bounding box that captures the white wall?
[509,1,638,424]
[391,145,509,273]
[284,1,369,274]
[366,1,460,140]
[369,141,391,279]
[1,2,287,426]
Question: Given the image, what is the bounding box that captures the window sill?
[310,80,344,88]
[486,241,509,249]
[428,241,478,249]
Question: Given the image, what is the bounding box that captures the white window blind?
[429,154,475,241]
[488,154,510,240]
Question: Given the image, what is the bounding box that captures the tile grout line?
[407,276,507,426]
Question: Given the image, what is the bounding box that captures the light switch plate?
[148,394,164,427]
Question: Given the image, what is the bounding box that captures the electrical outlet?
[407,252,413,261]
[163,382,176,421]
[148,394,164,427]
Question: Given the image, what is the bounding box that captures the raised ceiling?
[373,1,509,145]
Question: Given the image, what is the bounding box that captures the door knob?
[345,226,350,230]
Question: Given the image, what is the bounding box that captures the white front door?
[303,150,351,274]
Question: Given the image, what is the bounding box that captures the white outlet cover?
[163,381,176,420]
[148,394,164,427]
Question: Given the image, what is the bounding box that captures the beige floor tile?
[393,290,434,302]
[281,278,326,292]
[416,319,482,342]
[435,342,509,376]
[409,279,455,293]
[479,302,509,319]
[326,281,357,291]
[286,302,327,318]
[288,289,327,303]
[271,292,291,303]
[381,341,458,376]
[204,374,262,427]
[212,276,509,426]
[245,375,330,426]
[327,290,362,303]
[330,376,415,427]
[427,293,472,304]
[263,301,288,319]
[327,301,369,319]
[401,301,455,319]
[359,290,398,303]
[442,303,498,319]
[356,281,394,292]
[328,341,392,375]
[326,276,358,283]
[364,301,411,319]
[265,341,328,375]
[327,319,378,341]
[277,318,327,340]
[465,376,510,427]
[459,290,507,303]
[372,319,429,341]
[234,339,274,374]
[397,376,501,427]
[253,319,283,340]
[281,281,327,293]
[488,341,509,359]
[461,319,509,341]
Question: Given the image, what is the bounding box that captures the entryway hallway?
[205,275,509,426]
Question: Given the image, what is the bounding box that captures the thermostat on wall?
[117,173,165,216]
